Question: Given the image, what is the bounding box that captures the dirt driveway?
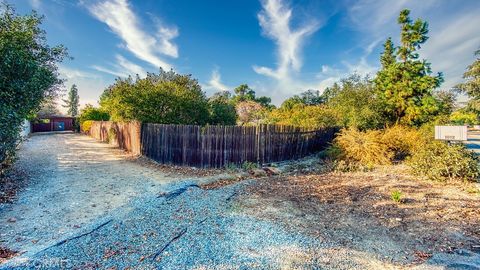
[1,133,479,269]
[0,133,185,258]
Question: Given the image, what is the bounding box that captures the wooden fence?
[141,124,337,168]
[89,121,141,155]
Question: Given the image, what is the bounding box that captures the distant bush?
[81,120,94,134]
[382,125,426,160]
[330,125,427,168]
[408,141,479,182]
[332,128,392,167]
[268,104,339,129]
[79,104,109,124]
[450,110,478,125]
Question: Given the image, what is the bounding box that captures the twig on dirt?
[40,219,113,252]
[152,228,187,261]
[225,191,237,201]
[157,184,200,200]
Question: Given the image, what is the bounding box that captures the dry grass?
[238,165,480,265]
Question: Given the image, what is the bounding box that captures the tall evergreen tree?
[455,49,480,112]
[374,9,443,126]
[380,38,395,68]
[63,84,80,116]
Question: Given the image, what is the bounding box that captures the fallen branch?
[157,184,200,200]
[152,228,187,261]
[40,219,113,253]
[225,191,237,201]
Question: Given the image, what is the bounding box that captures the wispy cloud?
[29,0,41,9]
[345,0,480,90]
[91,65,128,78]
[202,68,232,95]
[87,0,178,70]
[253,0,320,80]
[92,54,147,78]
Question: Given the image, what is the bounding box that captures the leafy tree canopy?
[281,89,323,110]
[0,3,67,172]
[324,74,385,130]
[231,84,274,109]
[79,104,110,124]
[208,91,237,125]
[100,69,210,125]
[455,49,480,112]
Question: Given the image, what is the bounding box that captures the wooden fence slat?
[90,121,337,168]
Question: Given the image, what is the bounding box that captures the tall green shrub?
[100,70,210,125]
[0,4,67,174]
[408,141,479,182]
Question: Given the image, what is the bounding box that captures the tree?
[36,97,61,118]
[281,89,323,110]
[326,74,385,130]
[231,84,273,108]
[208,91,237,125]
[268,104,339,129]
[63,84,80,116]
[236,101,265,125]
[0,4,67,173]
[455,49,480,112]
[380,38,395,68]
[374,9,443,126]
[79,104,109,124]
[100,69,210,125]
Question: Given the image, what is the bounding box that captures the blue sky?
[15,0,480,108]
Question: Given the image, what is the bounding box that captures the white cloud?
[209,68,231,90]
[202,68,232,96]
[91,65,128,78]
[115,55,147,77]
[253,0,320,80]
[92,54,147,78]
[29,0,41,9]
[87,0,178,70]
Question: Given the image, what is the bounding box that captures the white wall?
[20,119,31,137]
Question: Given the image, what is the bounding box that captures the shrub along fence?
[88,121,337,168]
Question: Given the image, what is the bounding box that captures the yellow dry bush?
[381,125,426,159]
[81,120,94,134]
[333,128,392,167]
[331,125,428,169]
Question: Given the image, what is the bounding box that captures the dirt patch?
[239,166,480,266]
[133,156,225,178]
[0,247,17,263]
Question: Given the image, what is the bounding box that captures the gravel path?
[0,133,182,259]
[1,133,479,269]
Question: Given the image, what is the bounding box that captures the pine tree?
[63,84,80,117]
[380,38,395,68]
[374,9,443,126]
[455,49,480,112]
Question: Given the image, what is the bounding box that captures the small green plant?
[391,190,403,203]
[241,161,258,171]
[225,163,239,172]
[466,186,480,195]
